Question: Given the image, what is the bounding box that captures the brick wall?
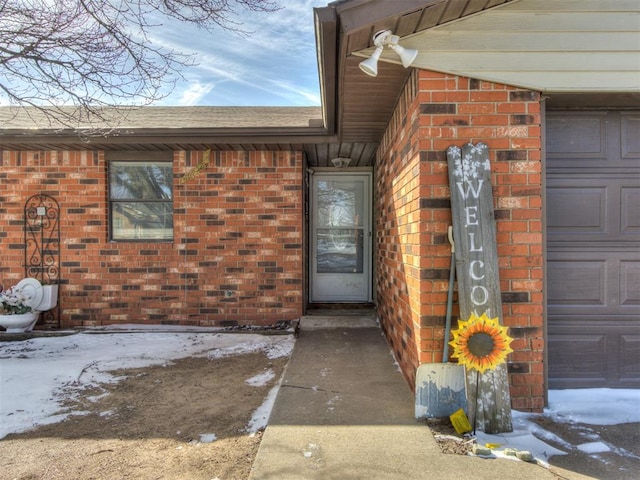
[375,74,424,390]
[375,69,544,411]
[0,149,304,327]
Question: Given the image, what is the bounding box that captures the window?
[109,161,173,241]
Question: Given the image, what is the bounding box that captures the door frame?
[308,169,373,304]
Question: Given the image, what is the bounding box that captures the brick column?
[376,69,544,411]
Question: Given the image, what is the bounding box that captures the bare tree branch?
[0,0,279,132]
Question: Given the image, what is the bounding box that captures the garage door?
[546,110,640,389]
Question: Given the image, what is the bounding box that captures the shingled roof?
[0,106,324,130]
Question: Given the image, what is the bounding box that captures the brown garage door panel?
[546,112,608,162]
[622,186,640,235]
[547,258,606,308]
[548,322,640,388]
[547,177,640,242]
[621,335,640,380]
[547,111,640,173]
[548,333,607,383]
[622,260,640,306]
[547,185,606,234]
[621,113,640,160]
[547,250,640,315]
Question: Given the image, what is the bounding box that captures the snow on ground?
[476,388,640,465]
[546,388,640,425]
[246,370,277,387]
[0,327,295,439]
[475,411,567,463]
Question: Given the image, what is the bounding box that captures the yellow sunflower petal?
[448,312,514,373]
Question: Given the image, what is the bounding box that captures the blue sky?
[154,1,327,107]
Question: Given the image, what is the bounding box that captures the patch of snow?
[532,425,574,451]
[611,445,640,461]
[199,433,217,443]
[302,443,320,458]
[243,340,295,433]
[577,441,611,454]
[476,415,567,465]
[86,391,109,403]
[263,338,296,359]
[547,389,640,425]
[246,369,275,387]
[207,336,294,360]
[246,384,280,433]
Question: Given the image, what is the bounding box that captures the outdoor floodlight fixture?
[331,157,352,168]
[359,30,418,77]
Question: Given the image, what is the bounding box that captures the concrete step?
[299,314,378,330]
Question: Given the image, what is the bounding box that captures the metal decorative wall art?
[24,193,60,328]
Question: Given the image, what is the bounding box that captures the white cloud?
[177,81,216,106]
[149,0,327,106]
[268,79,321,105]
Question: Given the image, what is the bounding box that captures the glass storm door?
[311,173,372,302]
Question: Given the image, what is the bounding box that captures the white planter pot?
[0,312,39,333]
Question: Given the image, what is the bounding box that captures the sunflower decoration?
[449,312,514,373]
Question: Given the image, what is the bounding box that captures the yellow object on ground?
[450,408,472,434]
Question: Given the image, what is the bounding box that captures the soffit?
[318,0,519,162]
[352,0,640,93]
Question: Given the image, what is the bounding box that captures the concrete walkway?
[249,318,560,479]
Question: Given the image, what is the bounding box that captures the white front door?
[311,173,372,302]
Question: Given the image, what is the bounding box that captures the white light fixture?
[331,157,352,168]
[358,45,383,77]
[389,43,418,68]
[359,30,418,77]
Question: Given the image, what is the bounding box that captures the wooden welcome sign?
[446,142,513,433]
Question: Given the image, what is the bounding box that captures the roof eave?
[314,6,339,136]
[0,126,337,151]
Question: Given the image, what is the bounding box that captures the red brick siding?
[375,69,544,411]
[0,149,304,327]
[375,73,423,390]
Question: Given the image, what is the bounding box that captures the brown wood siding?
[546,110,640,388]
